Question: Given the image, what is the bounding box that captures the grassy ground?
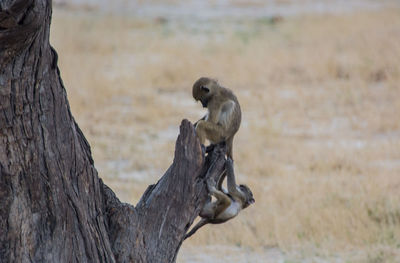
[51,7,400,262]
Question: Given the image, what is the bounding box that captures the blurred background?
[50,0,400,262]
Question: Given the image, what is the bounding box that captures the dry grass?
[51,7,400,262]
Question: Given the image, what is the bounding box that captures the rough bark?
[0,1,226,262]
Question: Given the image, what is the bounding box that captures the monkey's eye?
[201,86,210,93]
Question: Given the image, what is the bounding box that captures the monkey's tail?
[184,219,209,240]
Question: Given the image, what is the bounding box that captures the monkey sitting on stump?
[192,77,241,160]
[184,158,255,240]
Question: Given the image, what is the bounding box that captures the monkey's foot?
[226,157,234,166]
[206,142,226,153]
[205,144,215,153]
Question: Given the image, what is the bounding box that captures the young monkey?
[184,158,255,240]
[192,77,241,160]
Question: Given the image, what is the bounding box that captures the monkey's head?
[192,77,218,108]
[239,184,255,208]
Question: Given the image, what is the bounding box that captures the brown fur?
[192,77,241,159]
[184,158,255,240]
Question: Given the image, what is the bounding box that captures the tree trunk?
[0,1,226,262]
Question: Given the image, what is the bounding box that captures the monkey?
[184,158,255,240]
[192,77,241,160]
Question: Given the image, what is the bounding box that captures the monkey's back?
[217,87,241,139]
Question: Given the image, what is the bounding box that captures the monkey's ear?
[201,86,210,93]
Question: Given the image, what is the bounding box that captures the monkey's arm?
[195,120,225,145]
[207,103,223,124]
[207,177,231,216]
[194,114,207,128]
[226,158,245,200]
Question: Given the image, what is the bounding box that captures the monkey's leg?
[195,120,225,146]
[225,157,245,200]
[195,121,207,145]
[217,170,227,191]
[226,136,234,160]
[184,219,209,240]
[216,156,235,192]
[212,190,231,216]
[207,178,231,216]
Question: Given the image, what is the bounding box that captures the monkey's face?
[239,184,255,208]
[200,98,208,108]
[192,77,215,108]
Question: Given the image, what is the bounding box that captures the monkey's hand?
[194,119,205,128]
[226,157,234,167]
[206,141,226,154]
[194,115,207,128]
[206,178,217,193]
[205,144,215,153]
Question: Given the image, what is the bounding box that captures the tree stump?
[0,1,226,262]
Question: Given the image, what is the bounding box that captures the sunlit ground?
[51,4,400,262]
